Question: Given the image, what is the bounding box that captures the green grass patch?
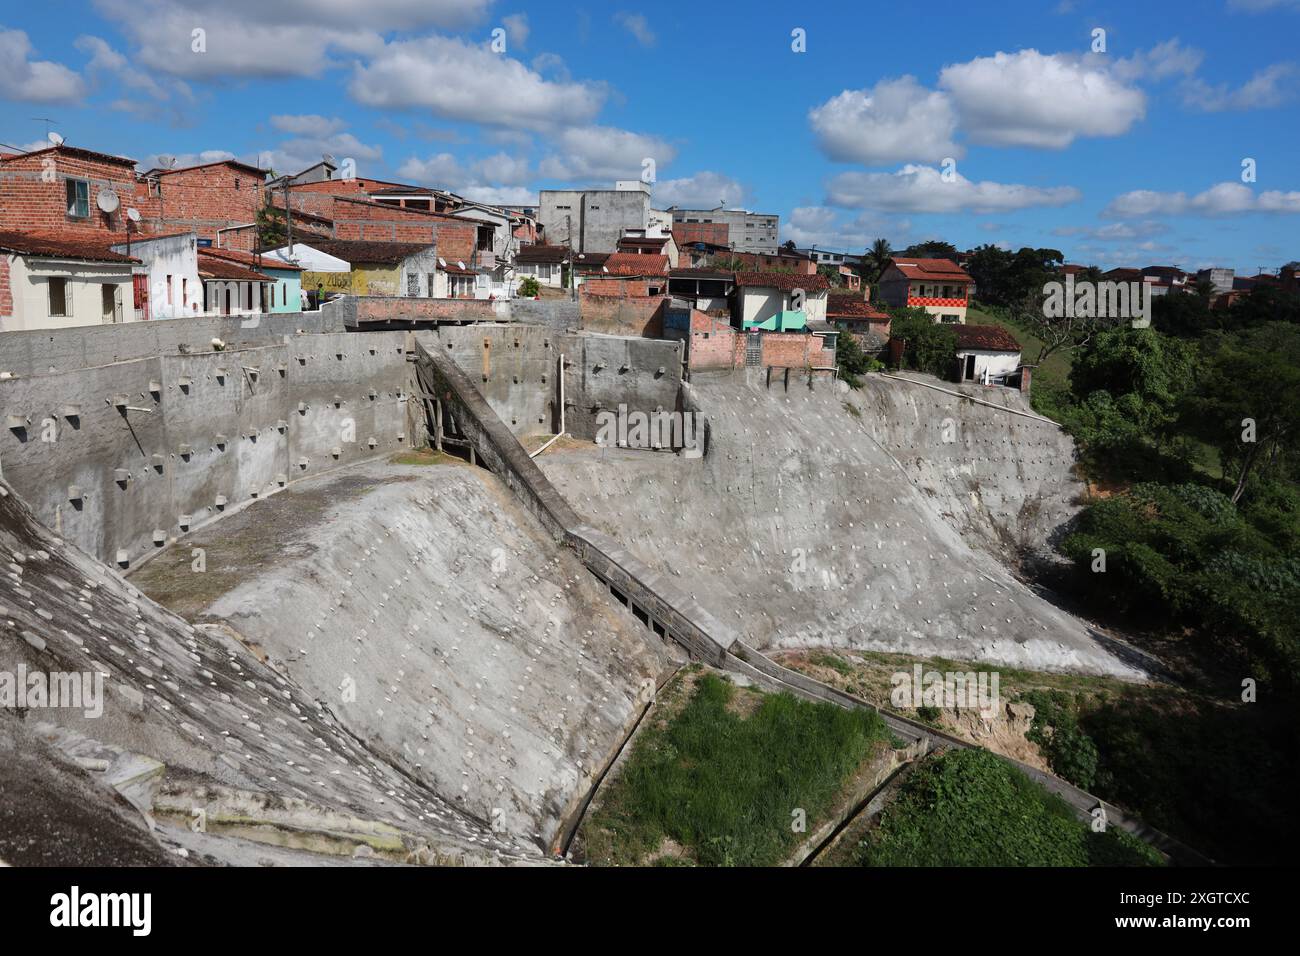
[856,748,1164,867]
[584,672,888,866]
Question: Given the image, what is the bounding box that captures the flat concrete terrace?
[130,454,682,850]
[537,370,1145,679]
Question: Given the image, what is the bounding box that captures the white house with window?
[0,231,136,332]
[512,244,566,290]
[109,231,202,320]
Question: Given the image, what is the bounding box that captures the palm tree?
[862,238,893,283]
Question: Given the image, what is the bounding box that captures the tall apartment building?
[538,182,650,254]
[668,207,779,254]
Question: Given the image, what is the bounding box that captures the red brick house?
[0,145,139,240]
[134,159,269,242]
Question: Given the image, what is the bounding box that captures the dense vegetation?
[856,748,1163,867]
[584,673,887,866]
[1012,280,1300,863]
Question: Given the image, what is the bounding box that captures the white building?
[733,272,829,330]
[954,324,1023,385]
[109,231,201,320]
[512,245,567,290]
[0,231,135,332]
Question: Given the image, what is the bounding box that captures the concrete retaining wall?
[0,330,412,566]
[416,325,684,443]
[0,308,345,378]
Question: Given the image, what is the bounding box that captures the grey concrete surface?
[0,331,413,568]
[538,370,1144,678]
[0,475,538,865]
[129,459,682,848]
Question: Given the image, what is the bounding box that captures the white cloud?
[141,149,236,170]
[458,185,537,205]
[614,12,656,47]
[1052,221,1170,240]
[473,151,532,185]
[502,13,530,48]
[0,28,85,103]
[397,152,466,184]
[397,150,535,205]
[1181,62,1296,111]
[1229,0,1300,11]
[1102,181,1300,217]
[827,164,1081,214]
[350,35,607,132]
[939,49,1146,148]
[808,77,961,165]
[780,206,905,250]
[538,125,675,181]
[267,131,383,177]
[271,114,348,136]
[92,0,489,77]
[1112,38,1204,82]
[652,171,746,209]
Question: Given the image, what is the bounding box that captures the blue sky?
[2,0,1298,272]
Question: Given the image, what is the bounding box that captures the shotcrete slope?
[539,371,1142,679]
[130,459,682,848]
[0,478,536,865]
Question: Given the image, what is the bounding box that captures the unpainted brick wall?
[135,164,264,240]
[579,293,666,337]
[0,257,11,318]
[0,151,138,238]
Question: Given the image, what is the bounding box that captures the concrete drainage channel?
[416,340,1214,867]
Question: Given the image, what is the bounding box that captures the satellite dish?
[456,260,465,270]
[157,154,174,169]
[126,207,140,222]
[322,153,335,164]
[47,131,64,146]
[437,257,446,267]
[96,188,120,213]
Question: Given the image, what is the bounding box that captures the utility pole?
[283,179,294,255]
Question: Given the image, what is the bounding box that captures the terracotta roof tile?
[514,244,568,264]
[306,239,435,265]
[734,271,830,292]
[0,230,138,263]
[891,257,972,283]
[603,252,669,276]
[199,246,302,271]
[955,324,1021,352]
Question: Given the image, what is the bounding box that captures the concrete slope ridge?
[538,371,1143,679]
[129,459,682,850]
[0,478,538,865]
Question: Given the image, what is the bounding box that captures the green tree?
[888,307,958,378]
[1070,327,1198,442]
[256,204,288,249]
[900,239,959,261]
[861,237,893,284]
[1180,323,1300,503]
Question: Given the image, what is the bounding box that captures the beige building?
[0,231,136,332]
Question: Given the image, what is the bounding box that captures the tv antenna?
[31,118,59,142]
